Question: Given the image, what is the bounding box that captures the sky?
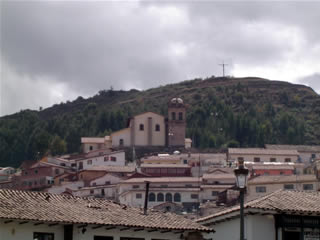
[1,1,320,116]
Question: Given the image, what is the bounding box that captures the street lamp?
[234,159,249,240]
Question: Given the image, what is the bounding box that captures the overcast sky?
[1,1,319,116]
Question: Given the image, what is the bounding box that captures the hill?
[1,76,320,167]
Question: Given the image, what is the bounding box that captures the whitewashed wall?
[77,152,125,170]
[229,154,298,163]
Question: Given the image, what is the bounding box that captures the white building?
[228,148,299,163]
[0,188,212,240]
[197,190,320,240]
[247,174,319,201]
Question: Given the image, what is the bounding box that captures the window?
[178,112,183,120]
[174,193,181,202]
[155,124,160,132]
[165,193,172,202]
[139,124,144,131]
[33,232,54,240]
[212,191,219,196]
[133,185,139,189]
[104,156,109,162]
[101,189,105,196]
[35,170,38,174]
[270,158,277,162]
[136,193,142,199]
[284,184,294,190]
[254,157,260,162]
[110,156,116,162]
[157,193,164,202]
[191,194,198,199]
[160,184,168,188]
[183,159,188,164]
[149,193,156,202]
[90,190,94,194]
[171,112,176,120]
[256,186,266,193]
[24,171,28,175]
[92,182,97,186]
[89,146,93,151]
[303,184,314,190]
[119,139,124,146]
[87,160,92,165]
[105,181,110,185]
[285,158,291,162]
[311,153,316,159]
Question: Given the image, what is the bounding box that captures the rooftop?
[228,148,299,156]
[248,174,317,185]
[84,166,135,173]
[0,189,210,232]
[197,190,320,224]
[121,177,201,184]
[265,144,320,152]
[81,137,105,144]
[140,164,190,168]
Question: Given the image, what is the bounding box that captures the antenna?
[218,62,228,77]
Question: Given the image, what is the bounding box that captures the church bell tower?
[167,98,186,147]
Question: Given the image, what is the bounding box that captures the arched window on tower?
[157,193,164,202]
[174,193,181,202]
[171,112,176,120]
[139,124,144,131]
[155,124,160,132]
[165,193,172,202]
[149,193,156,202]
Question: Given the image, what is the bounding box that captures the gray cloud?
[1,1,320,116]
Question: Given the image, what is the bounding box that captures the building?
[82,98,187,151]
[0,188,212,240]
[118,177,202,212]
[247,174,319,201]
[266,144,320,164]
[197,190,320,240]
[228,148,299,163]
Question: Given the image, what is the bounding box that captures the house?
[118,177,202,212]
[197,190,320,240]
[82,98,187,151]
[74,150,126,171]
[14,161,73,191]
[0,188,212,240]
[266,144,320,164]
[247,174,319,201]
[249,163,295,176]
[227,148,299,163]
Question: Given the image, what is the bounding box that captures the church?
[81,98,190,152]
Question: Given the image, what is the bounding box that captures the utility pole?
[219,62,228,77]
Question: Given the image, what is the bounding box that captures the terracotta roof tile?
[0,189,211,232]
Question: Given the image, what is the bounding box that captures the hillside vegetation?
[1,76,320,167]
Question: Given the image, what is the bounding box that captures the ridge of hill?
[1,76,320,167]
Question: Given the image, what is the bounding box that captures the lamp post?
[234,159,249,240]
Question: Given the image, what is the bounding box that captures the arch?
[155,124,160,132]
[165,193,172,202]
[174,193,181,202]
[157,193,164,202]
[149,192,156,202]
[139,124,144,131]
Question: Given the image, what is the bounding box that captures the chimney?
[143,181,150,215]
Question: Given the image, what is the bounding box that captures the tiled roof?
[140,164,190,168]
[197,190,320,223]
[202,173,235,180]
[252,165,295,170]
[266,144,320,152]
[84,166,135,173]
[81,137,105,143]
[121,177,201,184]
[228,148,299,156]
[248,174,317,185]
[0,189,211,232]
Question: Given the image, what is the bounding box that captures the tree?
[49,135,67,156]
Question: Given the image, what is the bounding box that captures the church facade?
[81,98,188,152]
